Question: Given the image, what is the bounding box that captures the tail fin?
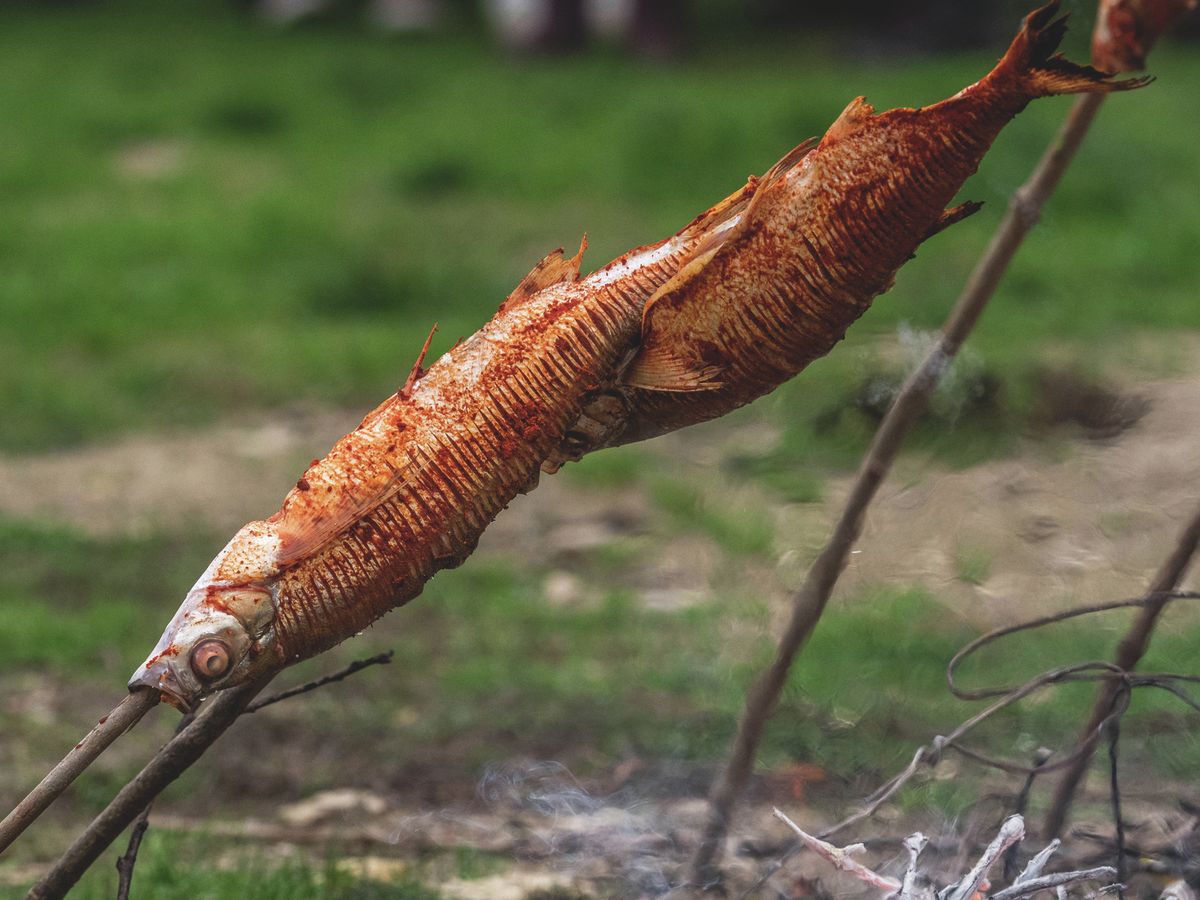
[995,1,1152,98]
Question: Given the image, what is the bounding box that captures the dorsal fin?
[824,96,875,142]
[497,234,587,314]
[761,136,819,186]
[639,136,818,335]
[623,138,820,393]
[736,136,818,229]
[677,176,758,242]
[400,322,438,399]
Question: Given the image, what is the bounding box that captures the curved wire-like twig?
[946,592,1200,701]
[1044,506,1200,837]
[818,590,1200,844]
[754,615,1195,896]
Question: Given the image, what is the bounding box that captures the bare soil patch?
[2,365,1196,627]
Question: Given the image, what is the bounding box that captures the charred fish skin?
[128,186,754,709]
[566,1,1147,452]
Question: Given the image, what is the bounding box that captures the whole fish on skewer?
[116,0,1153,714]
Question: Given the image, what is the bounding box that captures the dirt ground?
[3,359,1199,897]
[2,363,1196,625]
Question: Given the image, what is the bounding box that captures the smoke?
[477,759,685,896]
[859,324,994,427]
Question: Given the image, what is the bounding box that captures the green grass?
[1,1,1198,466]
[3,517,1198,802]
[0,520,215,673]
[954,545,993,586]
[650,479,775,556]
[30,830,441,900]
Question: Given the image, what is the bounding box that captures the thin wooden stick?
[113,805,152,900]
[26,677,268,900]
[0,688,159,856]
[25,647,391,897]
[685,91,1109,892]
[245,650,393,713]
[1042,504,1200,837]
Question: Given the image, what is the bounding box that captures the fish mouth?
[128,663,195,713]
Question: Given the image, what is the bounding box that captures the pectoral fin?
[274,450,410,569]
[624,344,723,392]
[922,200,983,242]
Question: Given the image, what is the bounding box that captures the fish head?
[129,523,282,711]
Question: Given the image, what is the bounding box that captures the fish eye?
[190,640,232,682]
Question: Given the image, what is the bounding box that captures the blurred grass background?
[1,1,1198,896]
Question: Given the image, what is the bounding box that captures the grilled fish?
[131,1,1144,710]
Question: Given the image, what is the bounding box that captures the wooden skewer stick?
[0,689,160,856]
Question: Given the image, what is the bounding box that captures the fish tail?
[994,1,1152,98]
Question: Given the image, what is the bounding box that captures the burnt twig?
[941,815,1024,900]
[801,589,1200,860]
[989,867,1119,900]
[772,808,902,894]
[901,832,930,900]
[773,812,1116,900]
